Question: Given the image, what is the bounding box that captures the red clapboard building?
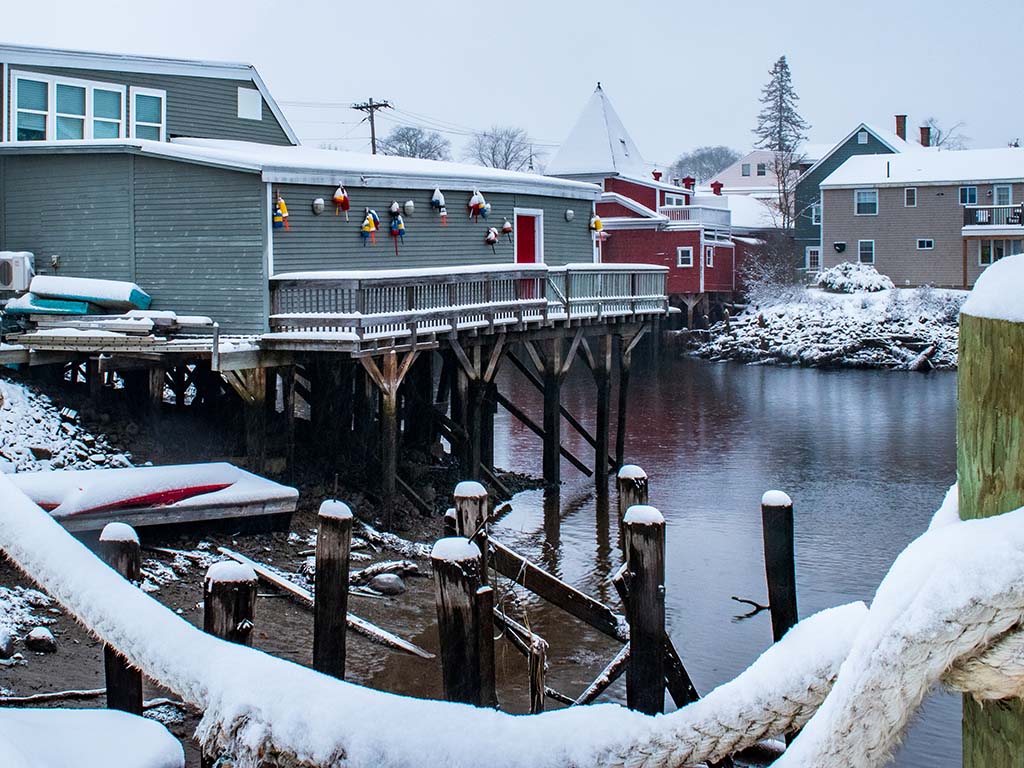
[547,84,738,324]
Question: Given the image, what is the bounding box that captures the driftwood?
[731,595,770,619]
[350,559,422,586]
[0,688,185,710]
[908,344,936,372]
[357,522,432,560]
[575,643,630,705]
[217,547,434,660]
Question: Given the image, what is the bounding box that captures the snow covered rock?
[369,573,406,595]
[0,628,14,659]
[24,626,56,653]
[816,262,895,293]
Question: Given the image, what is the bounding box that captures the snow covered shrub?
[739,228,804,306]
[913,285,965,324]
[815,262,895,293]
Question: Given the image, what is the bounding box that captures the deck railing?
[659,205,731,227]
[269,263,667,342]
[963,204,1024,228]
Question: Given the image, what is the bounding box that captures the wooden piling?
[147,366,164,420]
[99,523,143,715]
[617,464,649,523]
[529,634,547,714]
[454,480,489,580]
[431,537,494,706]
[958,306,1024,767]
[542,339,564,489]
[594,335,613,489]
[203,562,257,646]
[623,505,666,715]
[475,585,498,708]
[760,490,798,643]
[313,500,353,680]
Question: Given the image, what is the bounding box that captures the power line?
[351,98,392,155]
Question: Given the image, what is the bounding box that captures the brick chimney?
[652,170,663,181]
[681,175,696,190]
[919,125,931,147]
[895,114,907,141]
[710,181,724,196]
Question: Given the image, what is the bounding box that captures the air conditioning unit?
[0,252,35,292]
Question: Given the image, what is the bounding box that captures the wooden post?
[529,635,547,714]
[432,537,494,706]
[454,480,489,580]
[99,523,142,715]
[475,584,498,708]
[959,304,1024,767]
[542,339,563,489]
[380,352,400,529]
[617,464,649,523]
[281,366,296,471]
[615,341,633,468]
[481,382,496,472]
[623,505,666,715]
[761,490,798,643]
[87,357,103,401]
[147,366,164,420]
[240,368,267,473]
[313,500,353,680]
[594,335,613,489]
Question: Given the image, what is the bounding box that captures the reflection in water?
[492,355,959,768]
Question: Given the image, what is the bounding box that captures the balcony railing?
[268,263,668,343]
[963,204,1024,228]
[659,205,731,227]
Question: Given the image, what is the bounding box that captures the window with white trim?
[854,189,878,215]
[917,239,934,250]
[131,87,166,141]
[994,184,1013,206]
[905,188,917,207]
[959,186,978,206]
[741,163,751,177]
[811,201,821,225]
[756,163,767,176]
[664,194,687,206]
[676,246,693,268]
[11,71,126,142]
[858,240,875,264]
[705,246,714,267]
[857,130,869,144]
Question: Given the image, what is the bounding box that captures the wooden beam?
[560,328,585,378]
[493,391,593,477]
[521,339,545,375]
[448,337,478,380]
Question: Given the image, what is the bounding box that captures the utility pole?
[351,97,392,154]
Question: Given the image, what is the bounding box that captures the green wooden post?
[959,308,1024,766]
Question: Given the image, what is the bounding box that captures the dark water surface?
[490,355,959,766]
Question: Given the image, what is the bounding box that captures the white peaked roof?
[547,85,652,178]
[820,147,1024,188]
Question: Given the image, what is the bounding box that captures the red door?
[515,215,537,263]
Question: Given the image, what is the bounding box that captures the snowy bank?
[690,287,965,370]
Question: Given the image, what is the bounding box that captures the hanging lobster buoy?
[501,218,513,243]
[589,213,603,232]
[482,202,491,220]
[431,188,447,227]
[390,210,406,256]
[389,201,401,217]
[468,189,487,221]
[273,192,290,230]
[439,206,448,227]
[361,208,378,246]
[333,185,350,220]
[485,226,499,255]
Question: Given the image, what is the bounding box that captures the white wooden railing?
[659,205,731,227]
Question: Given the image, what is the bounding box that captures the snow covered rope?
[4,476,1024,767]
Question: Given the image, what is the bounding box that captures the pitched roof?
[820,147,1024,188]
[799,122,921,181]
[546,84,652,178]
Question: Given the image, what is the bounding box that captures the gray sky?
[8,0,1022,167]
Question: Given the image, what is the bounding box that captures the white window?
[237,88,263,121]
[917,239,934,250]
[857,130,869,144]
[741,163,751,177]
[858,240,875,264]
[994,184,1013,206]
[10,71,126,142]
[806,246,821,271]
[959,186,978,206]
[664,194,686,206]
[130,87,167,141]
[705,246,714,267]
[980,239,1020,265]
[854,188,878,216]
[756,163,767,176]
[676,246,693,268]
[811,201,822,225]
[905,188,917,207]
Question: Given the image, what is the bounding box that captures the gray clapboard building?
[0,44,599,333]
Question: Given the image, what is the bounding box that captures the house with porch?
[818,146,1024,287]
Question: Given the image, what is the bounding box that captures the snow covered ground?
[691,287,966,370]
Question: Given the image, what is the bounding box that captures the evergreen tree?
[753,56,809,152]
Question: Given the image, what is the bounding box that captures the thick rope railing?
[2,475,1024,768]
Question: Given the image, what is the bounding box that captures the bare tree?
[739,228,804,304]
[671,146,741,184]
[753,56,810,229]
[923,117,969,149]
[465,125,535,171]
[378,126,451,160]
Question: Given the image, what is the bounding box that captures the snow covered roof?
[801,143,834,163]
[800,122,922,181]
[0,138,600,200]
[546,84,653,179]
[0,42,298,145]
[691,193,778,230]
[820,147,1024,189]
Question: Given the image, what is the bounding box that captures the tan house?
[818,147,1024,288]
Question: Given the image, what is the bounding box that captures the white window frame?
[810,201,821,225]
[857,130,869,144]
[916,239,934,250]
[994,184,1013,206]
[705,245,714,268]
[664,194,686,206]
[9,70,126,142]
[858,239,875,264]
[676,246,693,268]
[805,246,821,271]
[756,162,767,176]
[741,163,751,177]
[959,186,978,206]
[512,207,545,264]
[854,188,878,216]
[904,187,917,207]
[237,87,263,121]
[130,86,168,141]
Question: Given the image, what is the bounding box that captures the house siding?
[133,157,267,333]
[270,185,594,274]
[601,228,733,294]
[605,178,658,211]
[821,182,1024,288]
[4,64,291,145]
[795,131,899,252]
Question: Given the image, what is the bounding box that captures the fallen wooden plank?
[575,643,630,705]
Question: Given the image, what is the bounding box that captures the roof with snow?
[800,122,922,182]
[691,194,778,230]
[820,147,1024,189]
[0,138,601,200]
[0,42,298,145]
[546,85,653,179]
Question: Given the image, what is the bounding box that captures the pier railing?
[269,263,667,341]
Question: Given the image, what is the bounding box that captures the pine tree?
[752,56,810,230]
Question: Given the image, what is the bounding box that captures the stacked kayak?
[6,275,152,316]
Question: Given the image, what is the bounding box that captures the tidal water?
[490,354,959,766]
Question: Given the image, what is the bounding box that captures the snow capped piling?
[617,464,649,524]
[454,481,490,580]
[760,491,798,643]
[98,522,143,715]
[314,499,353,681]
[202,562,257,648]
[622,503,666,714]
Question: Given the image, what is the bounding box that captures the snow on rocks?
[0,586,56,643]
[815,262,895,293]
[24,627,57,653]
[0,629,14,659]
[961,253,1024,323]
[692,286,965,370]
[0,379,129,472]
